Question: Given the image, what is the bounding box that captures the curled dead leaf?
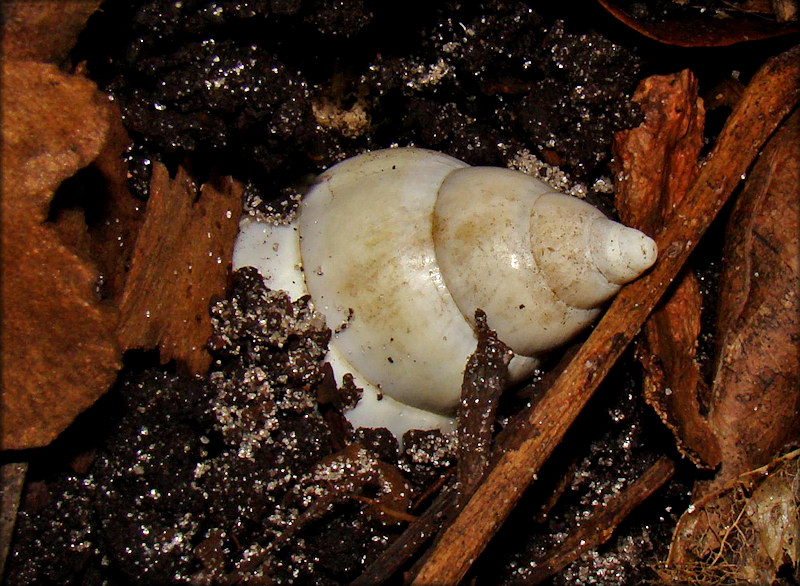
[613,70,721,469]
[597,0,799,46]
[0,60,125,449]
[704,108,800,493]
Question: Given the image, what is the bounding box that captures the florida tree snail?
[233,148,657,438]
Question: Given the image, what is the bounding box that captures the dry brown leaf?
[662,449,799,584]
[1,1,103,64]
[613,70,705,235]
[637,275,718,468]
[597,0,799,47]
[116,162,243,374]
[704,108,800,493]
[613,70,721,468]
[46,104,146,304]
[0,60,124,449]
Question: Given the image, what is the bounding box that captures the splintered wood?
[410,45,800,586]
[116,163,243,374]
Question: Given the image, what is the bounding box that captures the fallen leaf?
[597,0,799,47]
[637,275,718,468]
[46,100,146,304]
[0,60,124,449]
[116,162,243,374]
[704,108,800,492]
[1,1,103,64]
[613,70,721,468]
[613,69,705,236]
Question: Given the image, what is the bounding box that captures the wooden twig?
[457,310,512,507]
[524,456,676,584]
[0,462,27,579]
[350,485,456,586]
[411,45,800,586]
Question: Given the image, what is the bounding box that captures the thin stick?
[350,485,456,586]
[0,462,27,578]
[411,45,800,586]
[524,456,675,584]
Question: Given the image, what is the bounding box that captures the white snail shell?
[233,148,657,438]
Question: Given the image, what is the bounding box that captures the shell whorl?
[299,148,475,414]
[433,165,657,356]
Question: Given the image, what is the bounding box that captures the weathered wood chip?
[116,162,243,374]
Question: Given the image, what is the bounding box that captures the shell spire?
[590,218,658,285]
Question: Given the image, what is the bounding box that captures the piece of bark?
[612,70,721,469]
[0,60,123,450]
[703,109,800,494]
[1,1,103,64]
[410,45,800,586]
[524,456,676,585]
[116,162,243,374]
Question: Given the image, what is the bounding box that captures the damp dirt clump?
[74,0,643,214]
[7,269,448,583]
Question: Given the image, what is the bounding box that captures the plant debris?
[116,162,243,374]
[662,449,800,584]
[612,69,721,469]
[524,456,676,584]
[411,43,800,585]
[1,1,103,64]
[703,107,800,493]
[457,310,513,505]
[598,0,799,46]
[0,60,124,449]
